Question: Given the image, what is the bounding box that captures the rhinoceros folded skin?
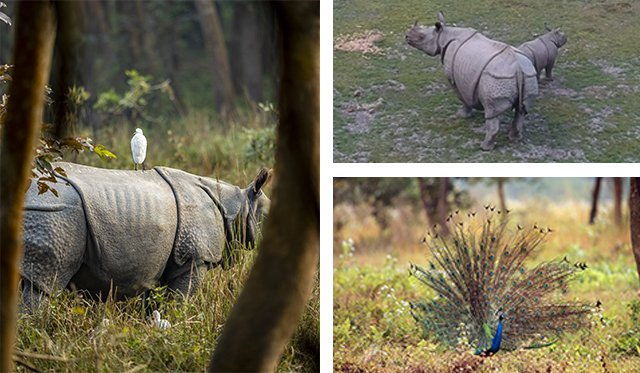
[406,12,539,150]
[518,27,567,80]
[21,162,270,306]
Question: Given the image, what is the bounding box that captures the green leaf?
[94,144,117,159]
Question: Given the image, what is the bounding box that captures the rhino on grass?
[518,25,567,81]
[20,162,271,310]
[406,12,538,150]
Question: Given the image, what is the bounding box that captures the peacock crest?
[409,207,594,355]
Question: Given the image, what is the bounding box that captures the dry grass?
[334,30,385,55]
[334,197,640,371]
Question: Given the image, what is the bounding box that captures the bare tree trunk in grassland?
[0,2,56,371]
[437,178,451,236]
[195,0,236,116]
[497,178,507,214]
[613,177,623,227]
[208,2,319,372]
[630,178,640,285]
[589,177,602,224]
[417,178,436,227]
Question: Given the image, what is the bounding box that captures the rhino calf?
[518,26,567,80]
[20,162,271,310]
[406,12,538,150]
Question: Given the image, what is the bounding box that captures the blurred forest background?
[1,0,280,181]
[334,178,640,371]
[0,2,319,371]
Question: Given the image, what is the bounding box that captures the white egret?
[151,310,171,330]
[130,128,147,170]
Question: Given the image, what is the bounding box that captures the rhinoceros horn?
[413,20,418,27]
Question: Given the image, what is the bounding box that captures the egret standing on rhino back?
[131,128,147,171]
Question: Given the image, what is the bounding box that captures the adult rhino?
[406,12,538,150]
[20,162,271,310]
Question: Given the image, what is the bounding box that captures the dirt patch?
[592,59,626,78]
[510,143,587,162]
[539,77,579,98]
[341,97,384,135]
[582,85,615,99]
[369,79,406,93]
[581,105,618,133]
[600,1,633,13]
[335,30,385,55]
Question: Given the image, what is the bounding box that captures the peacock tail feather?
[409,208,593,354]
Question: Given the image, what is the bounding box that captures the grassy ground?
[333,199,640,372]
[15,109,319,372]
[333,0,640,162]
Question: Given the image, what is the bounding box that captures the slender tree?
[0,2,56,371]
[208,2,319,371]
[51,0,82,139]
[194,0,235,115]
[613,177,623,227]
[630,178,640,285]
[589,177,602,224]
[436,178,451,236]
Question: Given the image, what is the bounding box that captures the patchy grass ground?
[334,198,640,371]
[333,0,640,162]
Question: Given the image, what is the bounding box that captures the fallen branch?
[13,357,42,373]
[14,350,71,362]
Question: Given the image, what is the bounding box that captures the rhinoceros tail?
[515,66,527,115]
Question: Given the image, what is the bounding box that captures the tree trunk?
[497,178,507,215]
[194,0,236,116]
[0,2,56,371]
[437,178,451,236]
[417,178,436,227]
[232,2,263,102]
[51,0,82,139]
[589,177,602,224]
[630,178,640,285]
[208,2,319,371]
[613,177,623,227]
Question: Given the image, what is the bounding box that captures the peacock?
[409,207,594,355]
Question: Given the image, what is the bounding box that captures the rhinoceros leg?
[544,63,554,80]
[481,118,500,150]
[165,261,208,297]
[456,105,473,118]
[20,279,48,312]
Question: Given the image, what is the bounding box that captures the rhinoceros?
[406,12,539,150]
[518,25,567,81]
[20,162,271,309]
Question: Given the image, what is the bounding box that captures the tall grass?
[16,107,318,371]
[334,199,640,372]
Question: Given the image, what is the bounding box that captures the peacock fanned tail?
[409,208,593,354]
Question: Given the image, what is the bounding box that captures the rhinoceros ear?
[436,11,446,27]
[252,167,272,194]
[544,22,552,32]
